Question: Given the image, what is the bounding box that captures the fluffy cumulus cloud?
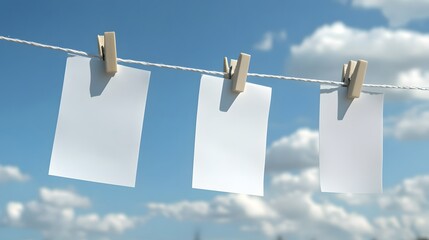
[40,187,91,208]
[289,22,429,100]
[270,168,319,192]
[351,0,429,27]
[147,201,210,221]
[266,169,373,239]
[266,128,319,172]
[0,165,29,183]
[1,187,141,240]
[386,105,429,140]
[336,174,429,214]
[338,173,429,239]
[378,175,429,213]
[253,31,287,51]
[149,168,375,240]
[149,168,429,239]
[148,194,277,223]
[147,128,429,239]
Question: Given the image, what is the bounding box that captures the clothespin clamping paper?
[223,53,251,93]
[341,60,368,99]
[97,31,118,75]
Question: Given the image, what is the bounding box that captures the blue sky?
[2,0,429,239]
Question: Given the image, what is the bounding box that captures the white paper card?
[319,85,383,193]
[49,55,150,187]
[193,75,272,196]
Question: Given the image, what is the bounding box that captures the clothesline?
[1,35,429,91]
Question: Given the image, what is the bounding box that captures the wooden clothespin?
[342,60,368,99]
[223,53,251,93]
[97,32,117,75]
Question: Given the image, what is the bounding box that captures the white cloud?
[351,0,429,27]
[254,31,287,51]
[0,165,29,183]
[335,193,372,206]
[147,201,210,221]
[143,124,429,239]
[266,169,373,239]
[266,128,319,171]
[40,187,90,208]
[144,127,429,239]
[6,202,24,223]
[75,213,136,234]
[148,194,277,223]
[271,168,319,192]
[373,214,429,239]
[379,175,429,213]
[373,216,416,239]
[335,173,429,239]
[1,187,141,240]
[149,168,374,240]
[387,105,429,140]
[289,22,429,100]
[254,33,273,51]
[256,197,373,239]
[336,174,429,215]
[211,194,277,221]
[148,166,429,239]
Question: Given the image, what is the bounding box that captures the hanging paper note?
[319,85,383,193]
[49,55,150,187]
[193,75,272,196]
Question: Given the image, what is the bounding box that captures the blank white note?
[49,55,150,187]
[319,85,383,193]
[193,75,272,196]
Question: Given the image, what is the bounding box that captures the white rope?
[116,58,225,77]
[247,73,345,86]
[1,35,429,91]
[0,36,98,58]
[362,83,429,91]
